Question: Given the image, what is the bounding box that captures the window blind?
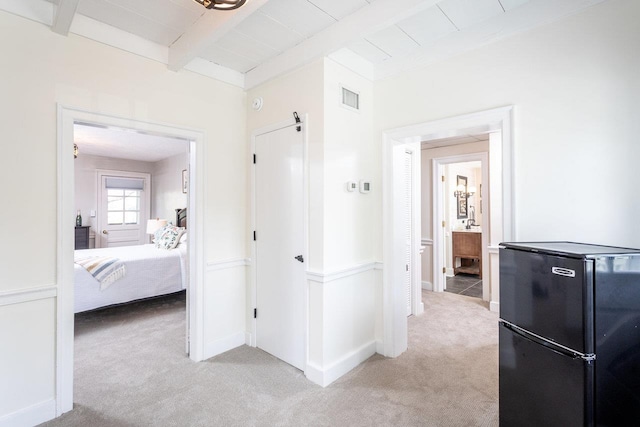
[104,176,144,190]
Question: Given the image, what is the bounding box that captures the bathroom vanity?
[452,230,482,278]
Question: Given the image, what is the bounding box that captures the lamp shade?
[146,219,168,235]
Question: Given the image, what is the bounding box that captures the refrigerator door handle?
[551,266,576,277]
[500,320,595,361]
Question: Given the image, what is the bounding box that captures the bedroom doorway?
[56,107,206,415]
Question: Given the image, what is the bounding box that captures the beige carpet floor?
[41,290,498,427]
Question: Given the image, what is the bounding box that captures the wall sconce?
[454,185,476,198]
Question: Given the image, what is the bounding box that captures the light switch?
[90,210,96,217]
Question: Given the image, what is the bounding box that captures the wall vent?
[341,86,360,111]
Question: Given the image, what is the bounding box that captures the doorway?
[381,106,514,359]
[56,107,205,415]
[251,117,307,372]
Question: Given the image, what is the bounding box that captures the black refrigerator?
[499,242,640,427]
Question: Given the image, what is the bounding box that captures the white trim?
[204,332,246,359]
[206,258,250,272]
[490,301,500,312]
[421,238,433,246]
[382,106,514,359]
[0,285,57,307]
[421,281,433,291]
[56,105,206,416]
[306,262,377,284]
[0,398,56,427]
[488,245,500,254]
[305,340,377,387]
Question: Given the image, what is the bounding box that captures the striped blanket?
[74,256,126,290]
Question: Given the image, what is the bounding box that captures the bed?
[74,208,188,313]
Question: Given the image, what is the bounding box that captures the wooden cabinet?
[452,231,482,278]
[75,226,90,250]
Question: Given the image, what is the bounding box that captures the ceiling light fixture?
[193,0,247,10]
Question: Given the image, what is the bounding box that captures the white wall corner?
[304,341,377,387]
[244,332,252,346]
[375,340,384,355]
[203,332,245,360]
[421,281,433,291]
[0,398,56,427]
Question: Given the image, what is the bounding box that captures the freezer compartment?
[499,323,594,427]
[500,247,594,354]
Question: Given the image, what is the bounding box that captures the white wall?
[378,0,640,261]
[246,58,378,386]
[151,152,188,224]
[0,10,246,425]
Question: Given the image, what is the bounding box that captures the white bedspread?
[74,244,187,313]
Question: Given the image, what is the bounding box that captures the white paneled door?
[98,171,150,248]
[254,122,305,371]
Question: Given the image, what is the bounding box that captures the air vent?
[341,86,360,111]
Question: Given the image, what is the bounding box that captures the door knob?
[102,230,108,234]
[294,255,304,263]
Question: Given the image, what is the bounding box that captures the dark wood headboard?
[175,208,187,229]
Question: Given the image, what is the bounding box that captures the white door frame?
[432,153,489,300]
[382,106,514,358]
[249,114,309,370]
[56,105,206,415]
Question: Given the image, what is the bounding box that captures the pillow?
[152,226,166,244]
[179,232,187,244]
[155,225,185,250]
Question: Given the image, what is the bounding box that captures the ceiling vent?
[341,86,360,111]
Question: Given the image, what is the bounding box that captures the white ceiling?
[1,0,605,160]
[74,123,189,162]
[4,0,607,88]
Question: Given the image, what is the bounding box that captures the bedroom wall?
[0,9,246,426]
[151,152,189,225]
[376,0,640,269]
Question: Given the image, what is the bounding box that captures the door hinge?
[442,267,446,274]
[442,221,446,228]
[293,111,301,132]
[253,231,256,241]
[406,264,409,271]
[253,153,256,164]
[253,308,257,319]
[441,175,445,182]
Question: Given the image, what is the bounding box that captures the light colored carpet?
[41,291,498,427]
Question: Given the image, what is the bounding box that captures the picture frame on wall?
[182,169,188,194]
[456,175,468,219]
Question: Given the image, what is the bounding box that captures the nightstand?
[75,226,90,250]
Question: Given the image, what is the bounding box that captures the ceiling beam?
[244,0,441,89]
[168,0,270,72]
[51,0,80,36]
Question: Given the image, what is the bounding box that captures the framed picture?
[456,175,468,219]
[182,169,188,194]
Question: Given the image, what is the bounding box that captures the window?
[107,189,141,225]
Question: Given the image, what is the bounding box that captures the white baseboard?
[375,340,384,354]
[0,398,56,427]
[203,332,245,359]
[446,268,454,276]
[305,340,377,387]
[490,301,500,313]
[421,281,433,291]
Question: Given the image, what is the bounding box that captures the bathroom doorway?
[444,160,483,299]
